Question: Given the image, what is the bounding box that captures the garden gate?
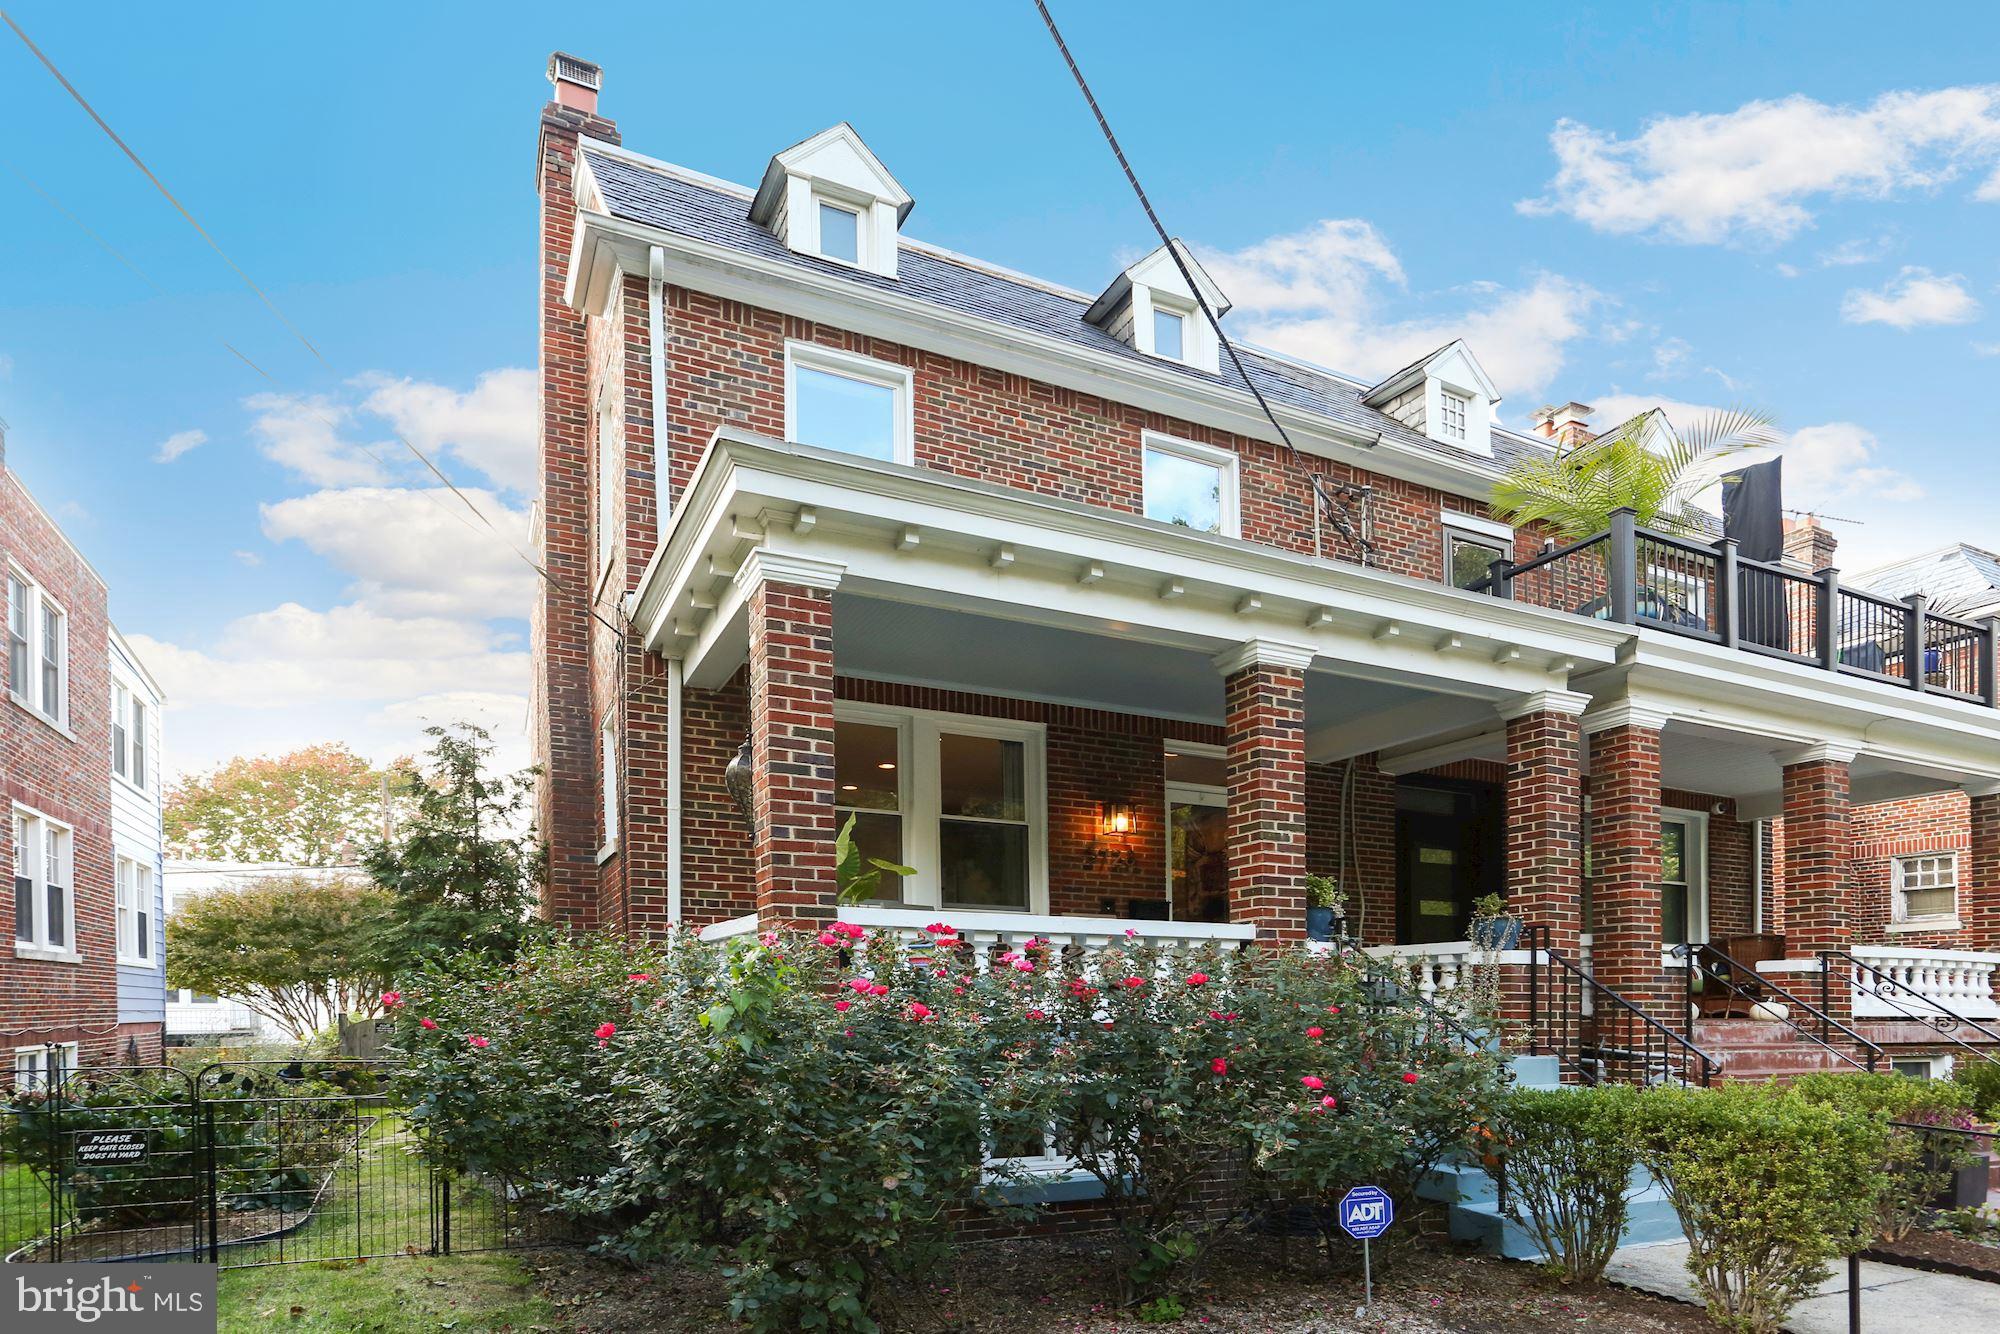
[1,1054,552,1270]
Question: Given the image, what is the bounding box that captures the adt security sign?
[1338,1184,1393,1240]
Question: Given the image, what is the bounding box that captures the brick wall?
[1,467,123,1064]
[1586,724,1667,1014]
[1847,790,1973,948]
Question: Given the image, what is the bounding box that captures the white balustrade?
[836,905,1256,964]
[1362,941,1477,1002]
[696,912,762,943]
[1849,946,2000,1020]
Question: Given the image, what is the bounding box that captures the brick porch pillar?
[1500,690,1590,1033]
[1968,783,2000,956]
[1582,704,1671,1022]
[1215,640,1314,945]
[1781,745,1858,1025]
[741,551,845,927]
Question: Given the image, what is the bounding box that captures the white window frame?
[6,563,67,730]
[834,702,1048,914]
[115,853,154,967]
[1151,305,1188,363]
[805,182,877,271]
[1141,431,1241,539]
[1890,851,1960,930]
[594,394,619,595]
[814,197,864,266]
[783,341,916,467]
[1890,1053,1954,1080]
[598,723,619,861]
[1162,741,1228,922]
[13,1042,80,1092]
[1441,511,1513,592]
[111,679,148,791]
[12,804,77,961]
[1658,808,1709,963]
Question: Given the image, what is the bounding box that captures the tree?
[365,723,543,971]
[1489,407,1780,544]
[165,875,395,1041]
[165,743,406,866]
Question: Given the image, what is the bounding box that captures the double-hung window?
[6,568,65,727]
[13,808,73,955]
[785,343,913,465]
[13,1042,78,1092]
[112,681,148,787]
[1893,853,1958,928]
[116,855,154,965]
[833,706,1045,912]
[1141,432,1239,538]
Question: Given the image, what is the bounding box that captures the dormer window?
[748,123,914,280]
[1359,339,1499,458]
[1439,391,1468,442]
[817,200,861,264]
[1085,241,1229,375]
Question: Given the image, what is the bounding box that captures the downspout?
[667,655,684,926]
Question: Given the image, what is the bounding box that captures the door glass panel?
[1168,800,1229,922]
[1661,820,1690,946]
[1164,749,1226,788]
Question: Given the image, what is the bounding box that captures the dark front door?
[1395,778,1503,943]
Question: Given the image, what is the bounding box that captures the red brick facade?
[1504,707,1584,956]
[1,463,129,1066]
[1585,722,1667,1016]
[1221,655,1308,942]
[747,575,840,925]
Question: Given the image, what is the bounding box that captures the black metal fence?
[2,1054,556,1270]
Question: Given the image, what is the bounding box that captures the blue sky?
[3,1,1998,777]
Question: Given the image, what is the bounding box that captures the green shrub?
[1787,1072,1975,1242]
[1952,1058,2000,1122]
[1630,1084,1889,1334]
[1490,1084,1641,1282]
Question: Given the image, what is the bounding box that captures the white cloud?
[259,486,535,620]
[1651,337,1693,378]
[1816,234,1896,267]
[1519,85,2000,244]
[232,549,262,566]
[1840,267,1982,329]
[154,428,207,463]
[356,368,538,496]
[244,393,389,487]
[1203,220,1599,396]
[1976,342,2000,357]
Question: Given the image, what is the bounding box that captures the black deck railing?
[1472,509,2000,706]
[1821,948,2000,1068]
[1523,926,1719,1087]
[1672,942,1881,1073]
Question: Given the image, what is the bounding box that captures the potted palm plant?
[1304,874,1345,943]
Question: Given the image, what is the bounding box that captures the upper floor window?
[599,723,619,855]
[1152,307,1186,362]
[13,806,73,955]
[785,342,914,466]
[817,200,861,265]
[116,854,154,966]
[6,568,65,727]
[595,398,619,587]
[1893,852,1957,926]
[112,682,147,789]
[1441,511,1514,590]
[1141,433,1240,538]
[1439,391,1469,442]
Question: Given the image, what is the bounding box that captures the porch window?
[833,707,1046,912]
[785,342,913,465]
[1893,852,1957,926]
[1164,746,1228,922]
[1660,812,1708,950]
[1141,432,1239,538]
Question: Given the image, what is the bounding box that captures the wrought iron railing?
[1471,508,1999,706]
[1821,948,2000,1068]
[1523,925,1718,1087]
[1671,942,1880,1073]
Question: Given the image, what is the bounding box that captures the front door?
[1396,778,1502,943]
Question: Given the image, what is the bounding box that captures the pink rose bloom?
[419,1018,438,1030]
[908,1002,933,1021]
[818,931,841,947]
[1011,959,1035,973]
[834,999,852,1013]
[1402,1071,1419,1084]
[924,922,954,935]
[1321,1095,1338,1109]
[1210,1057,1228,1075]
[1306,1026,1325,1039]
[869,983,891,997]
[848,978,874,994]
[1027,1008,1047,1021]
[594,1022,617,1041]
[627,973,652,982]
[1301,1075,1324,1090]
[380,991,403,1008]
[1124,928,1138,938]
[467,1035,490,1049]
[1120,976,1146,989]
[1326,1005,1342,1016]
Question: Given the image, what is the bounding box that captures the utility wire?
[1031,0,1374,560]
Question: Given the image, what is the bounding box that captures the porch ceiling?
[1656,727,1966,819]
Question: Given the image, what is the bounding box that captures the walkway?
[1607,1239,2000,1333]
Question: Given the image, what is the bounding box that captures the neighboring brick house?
[528,55,2000,1080]
[3,425,167,1081]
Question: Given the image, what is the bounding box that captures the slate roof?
[1853,545,2000,618]
[581,145,1556,480]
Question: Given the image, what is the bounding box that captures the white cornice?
[1212,639,1317,676]
[1783,741,1861,767]
[734,548,846,594]
[1498,688,1592,722]
[1580,700,1674,735]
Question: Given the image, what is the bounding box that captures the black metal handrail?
[1524,925,1718,1087]
[1671,942,1880,1073]
[1821,948,2000,1068]
[1477,508,2000,706]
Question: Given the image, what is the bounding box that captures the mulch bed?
[12,1204,307,1263]
[527,1230,1716,1332]
[1867,1229,2000,1284]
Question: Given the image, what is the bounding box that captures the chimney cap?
[547,52,603,92]
[1532,400,1595,425]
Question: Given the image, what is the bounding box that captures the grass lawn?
[2,1161,52,1257]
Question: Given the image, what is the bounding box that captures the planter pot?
[1306,906,1335,942]
[1472,915,1522,951]
[1925,1153,1991,1210]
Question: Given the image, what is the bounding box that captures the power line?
[1030,0,1374,560]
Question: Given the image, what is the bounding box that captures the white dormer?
[1360,339,1499,457]
[1084,241,1229,375]
[748,123,913,279]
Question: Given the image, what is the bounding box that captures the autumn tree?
[165,743,406,866]
[166,875,396,1041]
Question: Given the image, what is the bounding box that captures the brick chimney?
[1531,401,1596,448]
[1783,515,1839,573]
[534,58,620,929]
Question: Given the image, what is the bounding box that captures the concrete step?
[1695,1018,1823,1046]
[1507,1054,1562,1090]
[1425,1154,1685,1259]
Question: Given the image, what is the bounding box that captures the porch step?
[1421,1158,1683,1259]
[1693,1018,1857,1082]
